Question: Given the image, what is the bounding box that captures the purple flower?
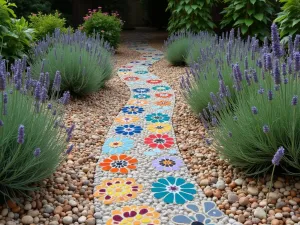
[47,103,52,109]
[52,71,61,92]
[244,56,248,70]
[284,77,289,84]
[152,155,184,172]
[251,106,258,115]
[268,90,273,101]
[17,125,25,144]
[33,148,41,157]
[271,23,282,58]
[61,91,70,105]
[52,109,57,116]
[273,59,281,85]
[0,120,3,126]
[66,144,74,154]
[0,72,6,91]
[41,86,48,103]
[219,79,226,96]
[34,81,41,101]
[264,53,272,71]
[252,70,258,83]
[199,113,209,130]
[233,64,243,82]
[3,92,7,115]
[205,138,212,145]
[294,52,300,72]
[263,125,270,133]
[291,95,298,106]
[211,117,218,126]
[258,88,264,94]
[272,146,285,166]
[282,63,287,76]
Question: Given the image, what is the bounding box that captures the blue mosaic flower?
[144,148,177,156]
[133,94,151,99]
[133,88,150,93]
[119,68,131,72]
[122,106,144,114]
[172,202,224,225]
[115,124,143,136]
[102,137,134,154]
[145,113,170,123]
[135,70,148,75]
[142,62,152,66]
[152,85,171,91]
[152,57,161,60]
[151,176,196,204]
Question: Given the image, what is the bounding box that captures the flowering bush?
[181,29,260,114]
[164,32,191,66]
[0,58,74,201]
[28,11,68,40]
[30,29,113,96]
[81,7,123,48]
[200,24,300,175]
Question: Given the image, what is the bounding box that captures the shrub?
[0,0,34,61]
[10,0,52,18]
[30,29,113,96]
[28,11,68,40]
[221,0,278,40]
[164,32,191,66]
[181,30,261,114]
[81,8,123,48]
[275,0,300,43]
[201,24,300,175]
[0,58,74,201]
[166,0,215,33]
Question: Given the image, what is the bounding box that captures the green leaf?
[250,0,257,4]
[254,13,264,21]
[235,4,245,10]
[241,25,248,34]
[292,19,300,27]
[233,19,245,26]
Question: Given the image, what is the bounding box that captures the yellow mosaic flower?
[115,115,140,124]
[106,205,161,225]
[128,99,149,106]
[94,178,142,205]
[146,123,172,134]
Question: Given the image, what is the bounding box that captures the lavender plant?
[0,57,74,201]
[30,29,113,96]
[202,24,300,175]
[181,29,261,114]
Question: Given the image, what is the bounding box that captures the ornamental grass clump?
[30,29,113,96]
[201,24,300,175]
[0,58,74,201]
[181,29,261,114]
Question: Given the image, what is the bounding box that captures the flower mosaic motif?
[151,176,196,204]
[115,124,143,136]
[133,94,151,99]
[106,205,161,225]
[144,134,174,149]
[122,106,145,115]
[94,178,142,204]
[147,79,163,84]
[102,137,134,154]
[145,113,170,123]
[99,154,138,174]
[152,155,184,172]
[135,70,148,74]
[124,76,140,82]
[172,202,224,225]
[155,100,171,107]
[133,88,150,93]
[115,115,140,124]
[128,99,149,106]
[147,123,172,134]
[152,85,171,91]
[144,148,178,156]
[155,93,173,98]
[119,68,132,72]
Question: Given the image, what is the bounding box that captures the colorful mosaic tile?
[94,178,142,204]
[94,40,230,225]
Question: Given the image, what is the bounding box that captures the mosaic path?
[93,37,239,225]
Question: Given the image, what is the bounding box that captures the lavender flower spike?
[0,120,3,126]
[271,23,282,58]
[251,106,258,115]
[34,148,41,157]
[66,144,74,154]
[263,125,270,133]
[52,71,61,92]
[17,125,25,144]
[0,72,6,91]
[272,146,285,166]
[273,59,281,85]
[291,95,298,106]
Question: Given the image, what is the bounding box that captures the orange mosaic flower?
[147,79,162,84]
[99,154,138,174]
[94,178,142,204]
[155,100,171,106]
[115,115,140,124]
[106,205,161,225]
[128,99,149,106]
[155,92,173,98]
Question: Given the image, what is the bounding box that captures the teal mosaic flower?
[145,113,170,123]
[133,94,151,99]
[151,176,196,204]
[152,85,171,91]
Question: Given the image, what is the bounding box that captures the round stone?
[63,216,73,224]
[21,215,34,224]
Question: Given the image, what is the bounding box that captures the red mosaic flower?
[124,76,140,82]
[122,65,133,68]
[155,92,173,98]
[144,134,174,149]
[147,79,162,84]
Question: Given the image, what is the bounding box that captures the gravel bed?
[0,42,140,225]
[148,36,300,225]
